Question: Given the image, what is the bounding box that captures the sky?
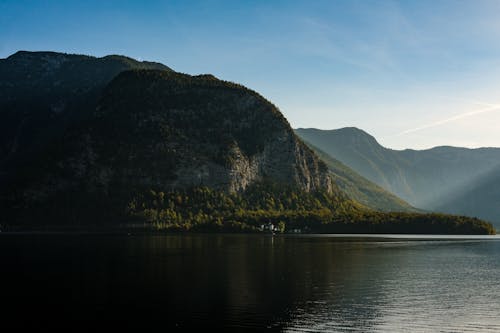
[1,0,500,150]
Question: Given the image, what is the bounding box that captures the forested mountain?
[295,127,500,227]
[0,51,493,234]
[0,51,170,181]
[0,51,336,227]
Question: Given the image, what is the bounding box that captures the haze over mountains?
[437,165,500,226]
[0,51,493,234]
[300,143,415,213]
[295,127,500,227]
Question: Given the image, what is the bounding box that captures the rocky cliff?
[54,70,333,195]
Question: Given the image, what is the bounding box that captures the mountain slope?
[304,142,416,212]
[296,127,399,191]
[0,51,171,181]
[436,166,500,224]
[1,52,336,226]
[295,127,500,226]
[75,69,334,194]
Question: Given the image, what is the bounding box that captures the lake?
[2,233,500,331]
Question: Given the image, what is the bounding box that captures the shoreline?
[1,229,498,239]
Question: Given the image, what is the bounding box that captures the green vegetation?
[124,184,495,235]
[125,183,355,232]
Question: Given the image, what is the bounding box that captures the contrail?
[394,104,500,137]
[438,96,498,108]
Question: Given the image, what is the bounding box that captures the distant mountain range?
[295,127,500,227]
[0,51,493,234]
[301,143,416,213]
[437,165,500,225]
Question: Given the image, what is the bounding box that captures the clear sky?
[1,0,499,150]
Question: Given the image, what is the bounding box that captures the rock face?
[71,70,332,195]
[1,52,332,223]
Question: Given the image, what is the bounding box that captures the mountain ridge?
[295,127,500,227]
[296,127,500,151]
[297,140,417,213]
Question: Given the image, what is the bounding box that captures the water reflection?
[280,239,500,332]
[1,234,500,331]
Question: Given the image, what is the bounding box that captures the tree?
[277,221,286,233]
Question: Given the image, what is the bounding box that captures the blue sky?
[1,0,500,149]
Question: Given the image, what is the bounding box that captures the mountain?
[1,51,330,196]
[436,166,500,224]
[0,51,171,181]
[0,51,493,234]
[302,143,416,212]
[295,127,500,226]
[88,70,333,193]
[0,51,337,227]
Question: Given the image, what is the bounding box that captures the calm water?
[2,234,500,331]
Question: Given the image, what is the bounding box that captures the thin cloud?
[438,96,499,107]
[393,104,500,137]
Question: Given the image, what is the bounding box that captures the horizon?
[2,0,500,150]
[293,126,500,150]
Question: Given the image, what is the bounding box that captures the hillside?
[0,51,171,182]
[1,51,336,227]
[436,166,500,224]
[302,142,416,212]
[0,51,493,234]
[295,127,500,227]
